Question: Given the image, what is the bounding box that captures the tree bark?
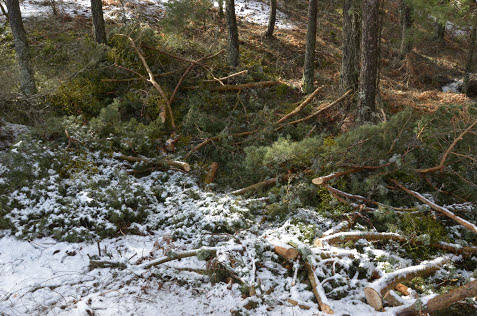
[339,0,360,93]
[434,21,445,42]
[225,0,239,67]
[303,0,318,93]
[91,0,107,44]
[399,0,413,58]
[463,22,476,96]
[365,256,451,311]
[218,0,224,17]
[6,0,37,96]
[358,0,380,121]
[265,0,277,38]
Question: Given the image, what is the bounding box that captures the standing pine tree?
[340,0,360,93]
[303,0,318,93]
[225,0,239,67]
[6,0,37,96]
[399,0,413,58]
[358,0,380,121]
[265,0,277,38]
[91,0,107,44]
[463,1,476,96]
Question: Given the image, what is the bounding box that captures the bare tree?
[303,0,318,93]
[91,0,107,44]
[6,0,37,96]
[339,0,360,93]
[265,0,277,38]
[225,0,239,67]
[358,0,380,121]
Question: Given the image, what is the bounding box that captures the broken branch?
[275,85,325,124]
[391,180,477,233]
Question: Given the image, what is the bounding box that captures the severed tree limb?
[391,180,477,233]
[122,35,175,128]
[304,255,334,314]
[276,90,353,129]
[231,174,290,195]
[275,85,325,124]
[396,279,477,316]
[314,231,477,256]
[416,120,477,174]
[364,256,453,311]
[312,162,393,186]
[114,153,190,172]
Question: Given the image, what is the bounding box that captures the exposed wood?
[275,85,324,124]
[286,298,311,310]
[312,168,361,185]
[416,120,477,173]
[204,162,219,184]
[273,244,299,261]
[397,279,477,315]
[304,255,334,314]
[364,256,452,310]
[391,180,477,233]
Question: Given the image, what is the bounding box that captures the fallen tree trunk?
[364,256,452,311]
[391,180,477,233]
[114,153,191,172]
[396,279,477,315]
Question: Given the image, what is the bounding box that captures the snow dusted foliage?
[0,139,253,241]
[0,134,475,314]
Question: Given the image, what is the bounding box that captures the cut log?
[304,255,334,314]
[397,279,477,315]
[273,244,300,261]
[204,162,219,184]
[364,256,452,311]
[286,298,312,310]
[392,180,477,233]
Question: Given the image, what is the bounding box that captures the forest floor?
[0,0,476,315]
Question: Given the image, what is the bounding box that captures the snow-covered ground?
[9,0,295,29]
